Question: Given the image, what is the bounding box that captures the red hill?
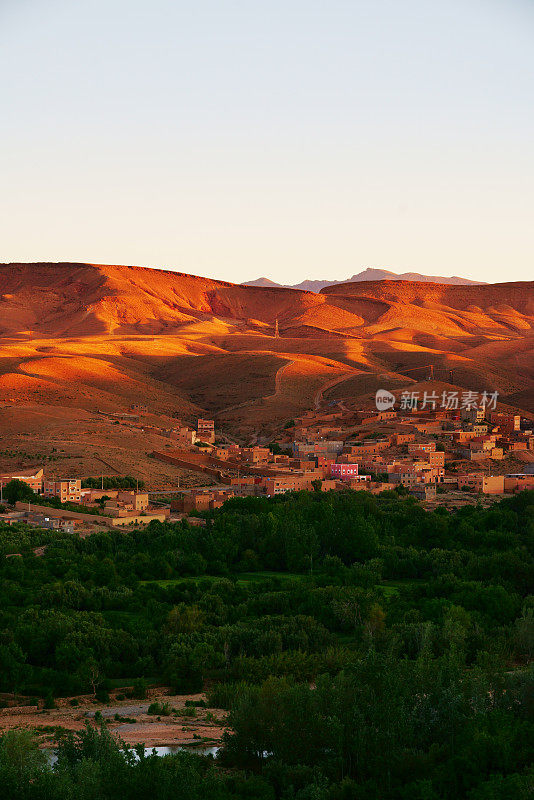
[0,263,532,437]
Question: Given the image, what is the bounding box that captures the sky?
[1,0,533,285]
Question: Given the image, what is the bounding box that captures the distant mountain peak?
[242,269,484,292]
[242,277,281,288]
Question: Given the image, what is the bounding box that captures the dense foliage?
[0,726,265,800]
[0,489,533,798]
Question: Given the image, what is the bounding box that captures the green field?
[140,571,306,588]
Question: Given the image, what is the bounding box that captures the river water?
[45,744,221,766]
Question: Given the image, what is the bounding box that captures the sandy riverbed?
[0,688,227,749]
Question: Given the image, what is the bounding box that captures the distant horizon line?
[1,261,531,291]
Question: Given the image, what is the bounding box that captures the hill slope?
[0,263,532,442]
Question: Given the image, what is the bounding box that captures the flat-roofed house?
[197,419,215,444]
[43,479,82,503]
[0,468,44,494]
[330,463,370,482]
[504,474,534,493]
[457,474,504,494]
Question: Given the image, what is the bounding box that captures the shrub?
[147,701,172,716]
[130,679,147,699]
[207,681,252,710]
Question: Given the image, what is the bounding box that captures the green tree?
[0,641,26,694]
[3,479,35,505]
[166,604,205,635]
[0,730,48,795]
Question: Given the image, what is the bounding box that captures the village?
[1,390,534,533]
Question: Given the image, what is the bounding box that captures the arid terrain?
[1,262,533,474]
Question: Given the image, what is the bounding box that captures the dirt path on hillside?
[216,358,295,415]
[313,372,359,410]
[268,359,295,399]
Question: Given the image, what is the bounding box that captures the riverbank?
[0,688,227,749]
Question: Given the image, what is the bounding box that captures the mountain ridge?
[243,267,485,292]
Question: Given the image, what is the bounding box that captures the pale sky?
[1,0,533,284]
